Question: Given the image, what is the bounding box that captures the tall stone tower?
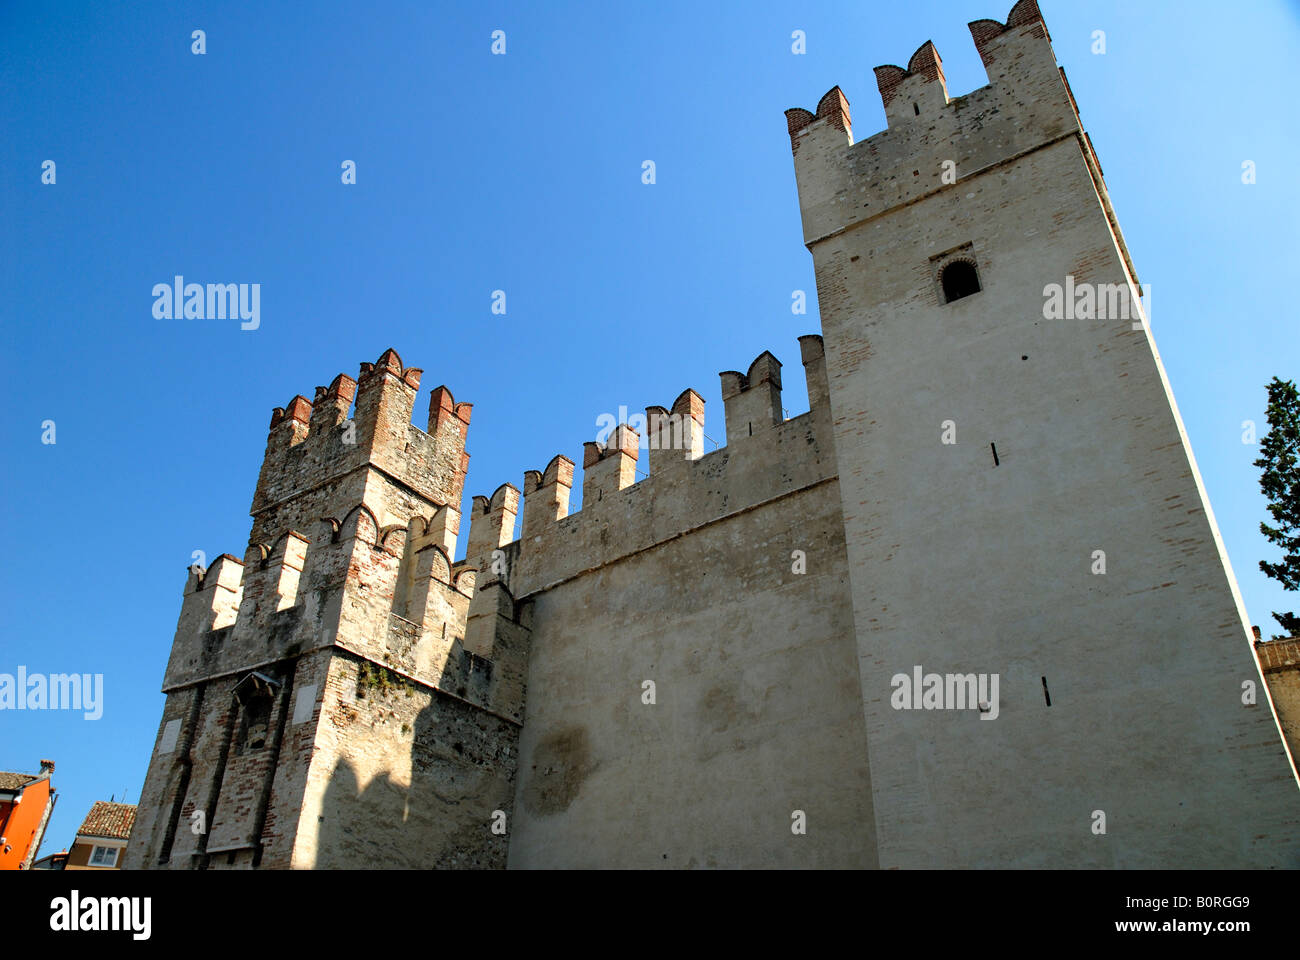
[785,0,1299,866]
[124,349,529,869]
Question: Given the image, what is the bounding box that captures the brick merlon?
[784,86,851,144]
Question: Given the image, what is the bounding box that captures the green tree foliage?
[1254,376,1300,637]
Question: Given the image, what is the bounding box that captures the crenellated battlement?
[521,455,574,541]
[165,494,522,718]
[582,424,639,507]
[465,482,520,564]
[785,0,1047,141]
[720,351,783,445]
[251,349,470,541]
[873,40,948,127]
[164,348,534,724]
[967,0,1049,65]
[465,334,836,598]
[780,0,1126,270]
[645,389,705,474]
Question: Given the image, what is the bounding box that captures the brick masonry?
[1257,637,1300,775]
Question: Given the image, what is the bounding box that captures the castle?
[124,1,1300,869]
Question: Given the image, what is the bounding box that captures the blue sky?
[2,0,1297,857]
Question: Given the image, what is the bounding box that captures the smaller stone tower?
[125,349,529,869]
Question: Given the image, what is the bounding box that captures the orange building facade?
[0,760,57,870]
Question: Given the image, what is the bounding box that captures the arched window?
[940,260,980,303]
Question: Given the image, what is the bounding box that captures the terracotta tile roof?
[0,771,39,791]
[77,802,136,840]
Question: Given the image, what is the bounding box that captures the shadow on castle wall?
[308,659,514,869]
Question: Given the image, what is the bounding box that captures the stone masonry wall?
[291,651,518,869]
[1258,638,1300,778]
[494,337,878,867]
[787,0,1300,867]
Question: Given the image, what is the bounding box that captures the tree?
[1254,376,1300,638]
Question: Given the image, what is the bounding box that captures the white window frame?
[89,844,119,867]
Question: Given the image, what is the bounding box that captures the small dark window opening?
[941,260,980,303]
[244,697,272,751]
[913,102,919,115]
